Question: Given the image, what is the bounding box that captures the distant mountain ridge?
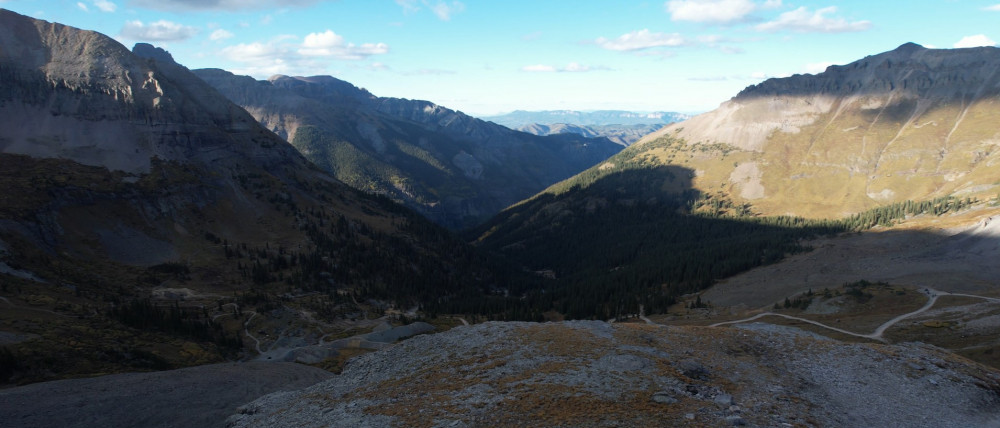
[194,70,622,229]
[484,110,690,147]
[515,123,664,146]
[482,110,691,128]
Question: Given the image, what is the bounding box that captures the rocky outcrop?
[194,69,622,229]
[227,321,1000,427]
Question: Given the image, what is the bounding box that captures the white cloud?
[595,29,688,51]
[521,64,557,72]
[396,0,419,14]
[666,0,758,24]
[222,42,282,62]
[220,41,294,76]
[562,62,610,72]
[209,29,234,41]
[395,0,465,21]
[298,30,389,60]
[119,20,198,42]
[954,34,996,48]
[756,6,871,33]
[77,2,88,12]
[429,1,464,21]
[984,4,1000,11]
[521,63,610,73]
[129,0,320,11]
[93,0,116,12]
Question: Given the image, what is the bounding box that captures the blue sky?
[4,1,1000,115]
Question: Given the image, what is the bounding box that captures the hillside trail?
[708,288,1000,341]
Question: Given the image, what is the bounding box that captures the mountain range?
[0,8,505,382]
[482,109,691,127]
[484,109,691,146]
[514,122,664,146]
[193,70,622,229]
[640,42,1000,218]
[471,42,1000,318]
[3,8,1000,428]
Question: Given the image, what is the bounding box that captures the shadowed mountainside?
[0,9,509,384]
[193,69,622,229]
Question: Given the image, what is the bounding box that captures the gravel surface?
[226,321,1000,427]
[0,362,333,428]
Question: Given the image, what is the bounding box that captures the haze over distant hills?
[482,110,691,128]
[194,70,622,229]
[483,110,691,146]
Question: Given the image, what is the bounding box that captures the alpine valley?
[2,8,1000,428]
[193,69,622,230]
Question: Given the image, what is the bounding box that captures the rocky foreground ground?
[228,321,1000,428]
[0,362,333,428]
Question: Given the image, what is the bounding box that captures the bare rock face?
[0,10,301,175]
[0,9,322,267]
[227,321,1000,428]
[131,43,175,65]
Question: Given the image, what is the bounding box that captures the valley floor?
[701,208,1000,309]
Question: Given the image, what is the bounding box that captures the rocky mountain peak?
[264,74,375,106]
[735,43,1000,100]
[131,42,175,64]
[892,41,926,54]
[0,9,298,174]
